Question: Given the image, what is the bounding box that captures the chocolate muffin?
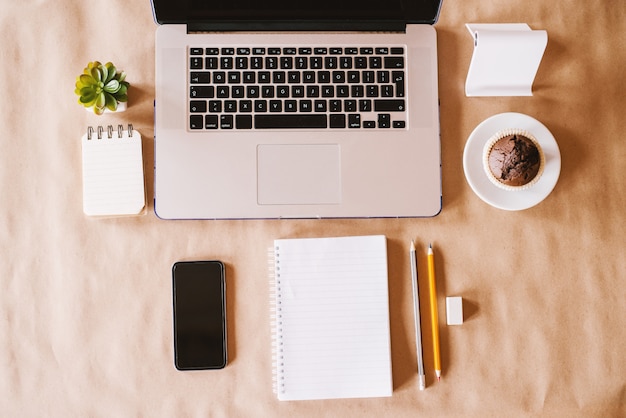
[483,129,545,190]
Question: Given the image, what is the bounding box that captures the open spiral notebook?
[81,124,146,217]
[269,235,393,401]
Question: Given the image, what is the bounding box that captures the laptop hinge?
[187,20,407,33]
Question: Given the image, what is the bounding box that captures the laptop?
[151,0,443,219]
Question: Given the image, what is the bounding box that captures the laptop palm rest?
[257,144,342,205]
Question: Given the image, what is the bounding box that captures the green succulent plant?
[75,61,129,115]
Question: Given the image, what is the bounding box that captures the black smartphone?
[172,261,227,370]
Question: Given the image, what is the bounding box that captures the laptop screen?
[152,0,442,26]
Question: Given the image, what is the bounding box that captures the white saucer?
[463,112,561,211]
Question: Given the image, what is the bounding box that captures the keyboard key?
[228,72,241,83]
[216,86,229,98]
[205,57,218,69]
[261,86,275,98]
[329,100,342,112]
[239,100,252,112]
[255,100,267,112]
[393,71,405,97]
[190,72,211,84]
[355,57,368,69]
[190,100,207,113]
[280,57,293,69]
[393,121,406,128]
[273,72,286,84]
[251,57,264,69]
[190,115,203,129]
[369,57,382,68]
[220,115,234,129]
[258,71,271,83]
[340,57,352,69]
[348,114,361,128]
[332,71,345,83]
[190,48,203,55]
[378,114,391,128]
[236,115,253,129]
[247,86,260,98]
[235,56,248,69]
[306,85,320,97]
[374,99,405,112]
[384,56,404,68]
[310,57,323,69]
[190,86,214,98]
[336,86,349,97]
[325,57,338,69]
[255,114,327,129]
[243,71,256,83]
[314,100,327,112]
[299,100,312,112]
[330,114,346,128]
[390,47,404,55]
[224,100,237,112]
[190,57,203,69]
[213,72,226,83]
[205,115,219,129]
[269,100,282,112]
[266,57,278,69]
[206,48,219,55]
[318,71,331,83]
[285,100,297,112]
[359,99,372,112]
[231,86,245,98]
[220,57,233,69]
[209,100,222,113]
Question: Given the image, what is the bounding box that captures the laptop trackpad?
[257,144,342,205]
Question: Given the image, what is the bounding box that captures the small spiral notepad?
[81,124,145,217]
[269,235,393,401]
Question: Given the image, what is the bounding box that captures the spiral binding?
[268,244,285,396]
[87,124,134,140]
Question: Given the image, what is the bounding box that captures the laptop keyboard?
[188,46,407,130]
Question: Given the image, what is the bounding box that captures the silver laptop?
[151,0,443,219]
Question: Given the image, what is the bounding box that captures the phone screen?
[172,261,227,370]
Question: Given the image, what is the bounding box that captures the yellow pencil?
[427,243,441,381]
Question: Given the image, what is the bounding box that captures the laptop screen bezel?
[151,0,443,29]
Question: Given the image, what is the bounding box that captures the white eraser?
[446,297,464,325]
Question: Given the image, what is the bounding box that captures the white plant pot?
[85,101,127,113]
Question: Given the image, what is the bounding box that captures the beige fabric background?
[1,0,625,416]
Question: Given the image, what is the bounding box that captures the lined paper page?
[81,129,145,216]
[272,235,392,401]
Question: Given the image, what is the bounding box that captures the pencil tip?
[437,376,441,382]
[410,240,415,250]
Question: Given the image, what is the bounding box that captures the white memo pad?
[81,125,146,217]
[465,23,548,97]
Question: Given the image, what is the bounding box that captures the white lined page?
[272,235,392,401]
[81,128,145,216]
